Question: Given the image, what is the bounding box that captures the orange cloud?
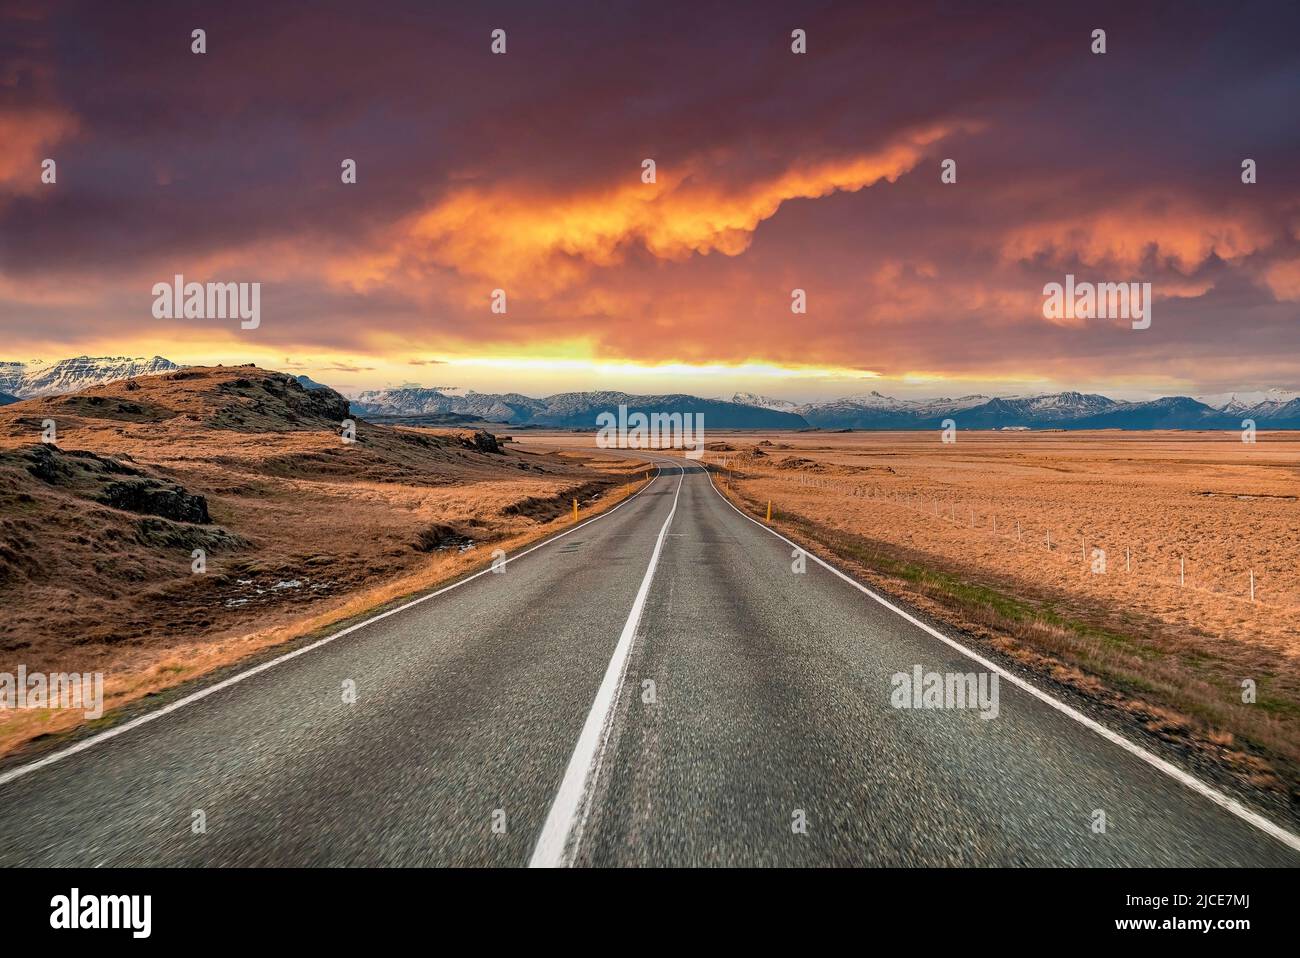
[0,108,79,191]
[334,125,955,300]
[999,200,1272,273]
[1264,259,1300,301]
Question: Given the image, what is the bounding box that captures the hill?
[0,365,647,755]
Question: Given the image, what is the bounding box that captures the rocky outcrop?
[96,478,210,524]
[454,429,503,454]
[13,445,211,524]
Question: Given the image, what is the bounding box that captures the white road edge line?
[529,461,685,867]
[0,463,667,790]
[704,465,1300,855]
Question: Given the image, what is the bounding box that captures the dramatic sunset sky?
[1,0,1298,400]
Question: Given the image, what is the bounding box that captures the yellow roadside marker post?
[573,498,578,522]
[766,500,772,523]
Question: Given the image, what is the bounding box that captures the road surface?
[0,459,1296,866]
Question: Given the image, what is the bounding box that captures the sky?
[1,0,1298,402]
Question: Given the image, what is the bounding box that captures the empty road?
[0,459,1296,866]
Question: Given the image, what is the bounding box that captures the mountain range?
[350,384,1300,430]
[348,386,808,428]
[0,356,180,399]
[4,356,1300,430]
[730,389,1300,430]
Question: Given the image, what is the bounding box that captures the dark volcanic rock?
[216,371,351,426]
[24,444,72,484]
[97,478,211,524]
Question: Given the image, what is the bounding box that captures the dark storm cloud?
[1,0,1297,387]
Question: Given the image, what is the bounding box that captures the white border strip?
[704,465,1300,855]
[529,463,685,867]
[0,464,666,790]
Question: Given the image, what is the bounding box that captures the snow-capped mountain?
[348,387,545,423]
[1195,388,1300,417]
[1064,396,1236,430]
[986,391,1119,422]
[786,391,994,425]
[731,392,799,413]
[349,387,807,428]
[912,394,994,416]
[0,356,180,398]
[346,382,1300,430]
[0,361,32,396]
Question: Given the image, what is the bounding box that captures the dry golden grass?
[0,368,649,756]
[704,431,1300,642]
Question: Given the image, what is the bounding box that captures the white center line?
[529,461,686,867]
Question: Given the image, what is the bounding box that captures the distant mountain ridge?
[728,389,1300,430]
[349,387,807,429]
[4,356,1300,429]
[349,382,1300,430]
[1,356,180,398]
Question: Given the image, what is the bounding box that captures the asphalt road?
[0,459,1296,866]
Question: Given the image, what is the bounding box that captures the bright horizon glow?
[0,341,1208,403]
[442,356,880,380]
